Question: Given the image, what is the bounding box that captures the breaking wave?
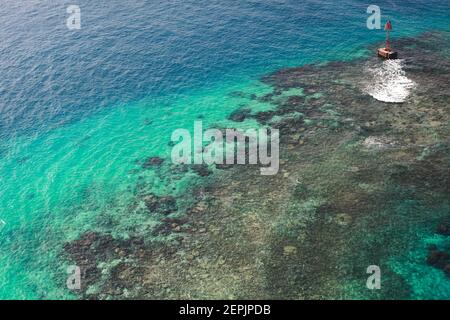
[363,59,416,103]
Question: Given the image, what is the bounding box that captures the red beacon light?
[377,20,398,59]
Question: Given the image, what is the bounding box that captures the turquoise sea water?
[0,1,449,299]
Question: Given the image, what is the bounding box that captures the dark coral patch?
[191,164,212,177]
[141,156,165,169]
[143,193,177,215]
[228,107,252,122]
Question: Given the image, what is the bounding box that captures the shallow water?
[0,1,449,299]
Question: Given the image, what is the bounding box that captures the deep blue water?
[1,0,449,138]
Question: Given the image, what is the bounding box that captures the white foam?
[363,59,415,103]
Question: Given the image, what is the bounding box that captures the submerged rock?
[436,221,449,236]
[191,201,208,214]
[152,217,188,236]
[444,264,450,277]
[334,213,352,226]
[143,193,177,214]
[293,183,308,199]
[283,246,297,256]
[253,111,276,124]
[426,245,450,271]
[215,163,234,170]
[258,93,274,103]
[142,156,165,169]
[191,164,212,177]
[110,262,143,290]
[362,136,397,150]
[63,232,118,290]
[228,107,252,122]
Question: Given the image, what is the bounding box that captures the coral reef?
[64,32,450,299]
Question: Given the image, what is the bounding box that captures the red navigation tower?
[385,20,392,50]
[377,20,398,59]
